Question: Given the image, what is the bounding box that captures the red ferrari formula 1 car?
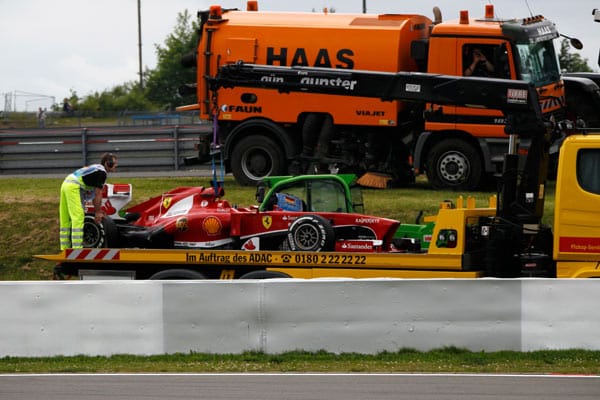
[85,174,406,253]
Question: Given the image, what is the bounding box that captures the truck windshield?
[515,40,561,87]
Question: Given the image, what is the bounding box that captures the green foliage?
[58,10,200,114]
[77,82,156,114]
[50,89,79,113]
[558,39,593,72]
[144,10,200,110]
[1,349,599,373]
[62,10,201,114]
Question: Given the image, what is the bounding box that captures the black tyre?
[239,270,291,279]
[287,215,335,251]
[231,135,286,186]
[149,269,206,280]
[426,139,483,190]
[83,215,119,248]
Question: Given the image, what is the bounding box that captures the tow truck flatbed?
[39,248,483,279]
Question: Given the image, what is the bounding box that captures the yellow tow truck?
[38,64,600,279]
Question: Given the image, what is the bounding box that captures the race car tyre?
[239,270,291,279]
[149,269,206,280]
[231,134,287,186]
[426,139,483,190]
[287,214,335,252]
[83,215,119,248]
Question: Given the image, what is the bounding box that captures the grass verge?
[0,349,598,374]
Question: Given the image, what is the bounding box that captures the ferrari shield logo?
[262,215,272,229]
[162,196,172,209]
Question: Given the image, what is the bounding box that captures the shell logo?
[202,216,222,235]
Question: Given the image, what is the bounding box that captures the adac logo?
[262,215,272,229]
[162,196,172,209]
[202,216,222,235]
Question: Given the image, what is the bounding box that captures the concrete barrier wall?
[0,279,598,357]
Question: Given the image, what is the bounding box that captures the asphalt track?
[1,373,599,400]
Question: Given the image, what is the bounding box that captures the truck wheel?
[426,140,483,190]
[149,269,206,280]
[231,135,286,186]
[287,215,335,251]
[239,270,291,279]
[83,215,119,248]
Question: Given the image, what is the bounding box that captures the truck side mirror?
[570,38,584,50]
[559,33,583,50]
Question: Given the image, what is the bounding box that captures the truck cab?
[554,134,600,278]
[414,7,565,189]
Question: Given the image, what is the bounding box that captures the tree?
[558,39,593,72]
[77,82,155,115]
[65,10,199,114]
[51,89,79,113]
[144,10,200,110]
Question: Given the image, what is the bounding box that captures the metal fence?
[0,124,211,175]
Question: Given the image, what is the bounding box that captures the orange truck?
[179,2,586,189]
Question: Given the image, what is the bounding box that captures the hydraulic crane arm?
[210,63,543,126]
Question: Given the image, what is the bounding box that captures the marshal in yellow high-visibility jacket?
[59,153,118,250]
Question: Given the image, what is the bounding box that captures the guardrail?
[0,124,212,174]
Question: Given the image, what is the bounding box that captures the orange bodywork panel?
[198,11,432,125]
[196,8,564,130]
